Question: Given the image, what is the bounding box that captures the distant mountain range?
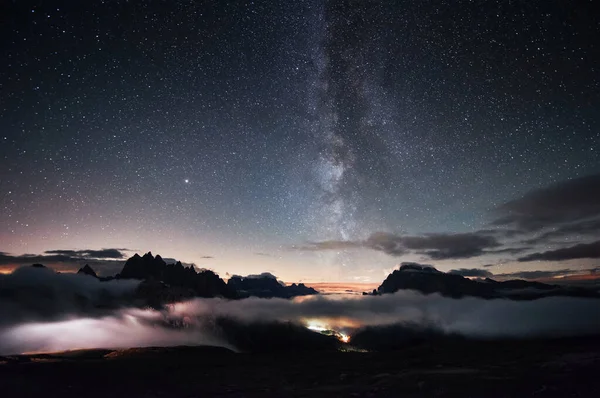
[371,263,600,300]
[227,273,318,299]
[68,254,600,302]
[77,252,318,302]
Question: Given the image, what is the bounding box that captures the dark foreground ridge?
[1,338,599,397]
[372,263,600,300]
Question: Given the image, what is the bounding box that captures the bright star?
[184,179,189,184]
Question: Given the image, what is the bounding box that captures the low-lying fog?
[2,266,600,355]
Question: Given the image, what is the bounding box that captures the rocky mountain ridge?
[372,263,600,300]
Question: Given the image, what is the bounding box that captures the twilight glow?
[1,2,599,285]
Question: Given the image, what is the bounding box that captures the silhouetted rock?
[379,266,496,298]
[287,283,319,297]
[77,264,98,278]
[31,263,46,268]
[134,280,196,308]
[376,266,600,300]
[119,253,144,279]
[227,273,318,298]
[119,252,236,300]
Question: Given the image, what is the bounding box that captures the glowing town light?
[304,319,351,344]
[338,333,350,343]
[306,320,328,333]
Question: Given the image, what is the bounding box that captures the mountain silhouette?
[376,263,600,300]
[119,252,236,299]
[77,264,98,278]
[227,273,318,298]
[119,253,317,300]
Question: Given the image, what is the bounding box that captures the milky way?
[1,1,599,282]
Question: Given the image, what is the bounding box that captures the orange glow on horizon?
[303,282,379,294]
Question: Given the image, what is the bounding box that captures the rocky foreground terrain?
[1,337,599,397]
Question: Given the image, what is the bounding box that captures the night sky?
[1,0,599,283]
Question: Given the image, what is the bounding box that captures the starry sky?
[1,0,599,283]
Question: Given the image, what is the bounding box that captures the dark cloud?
[399,262,437,271]
[492,173,600,232]
[1,252,78,265]
[291,240,363,252]
[0,248,128,265]
[364,232,407,256]
[0,251,125,276]
[484,247,530,255]
[518,240,600,262]
[495,269,582,280]
[295,231,501,260]
[290,175,598,261]
[523,218,600,245]
[292,176,600,262]
[44,248,129,259]
[448,268,494,278]
[476,228,522,238]
[374,232,500,259]
[199,256,214,259]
